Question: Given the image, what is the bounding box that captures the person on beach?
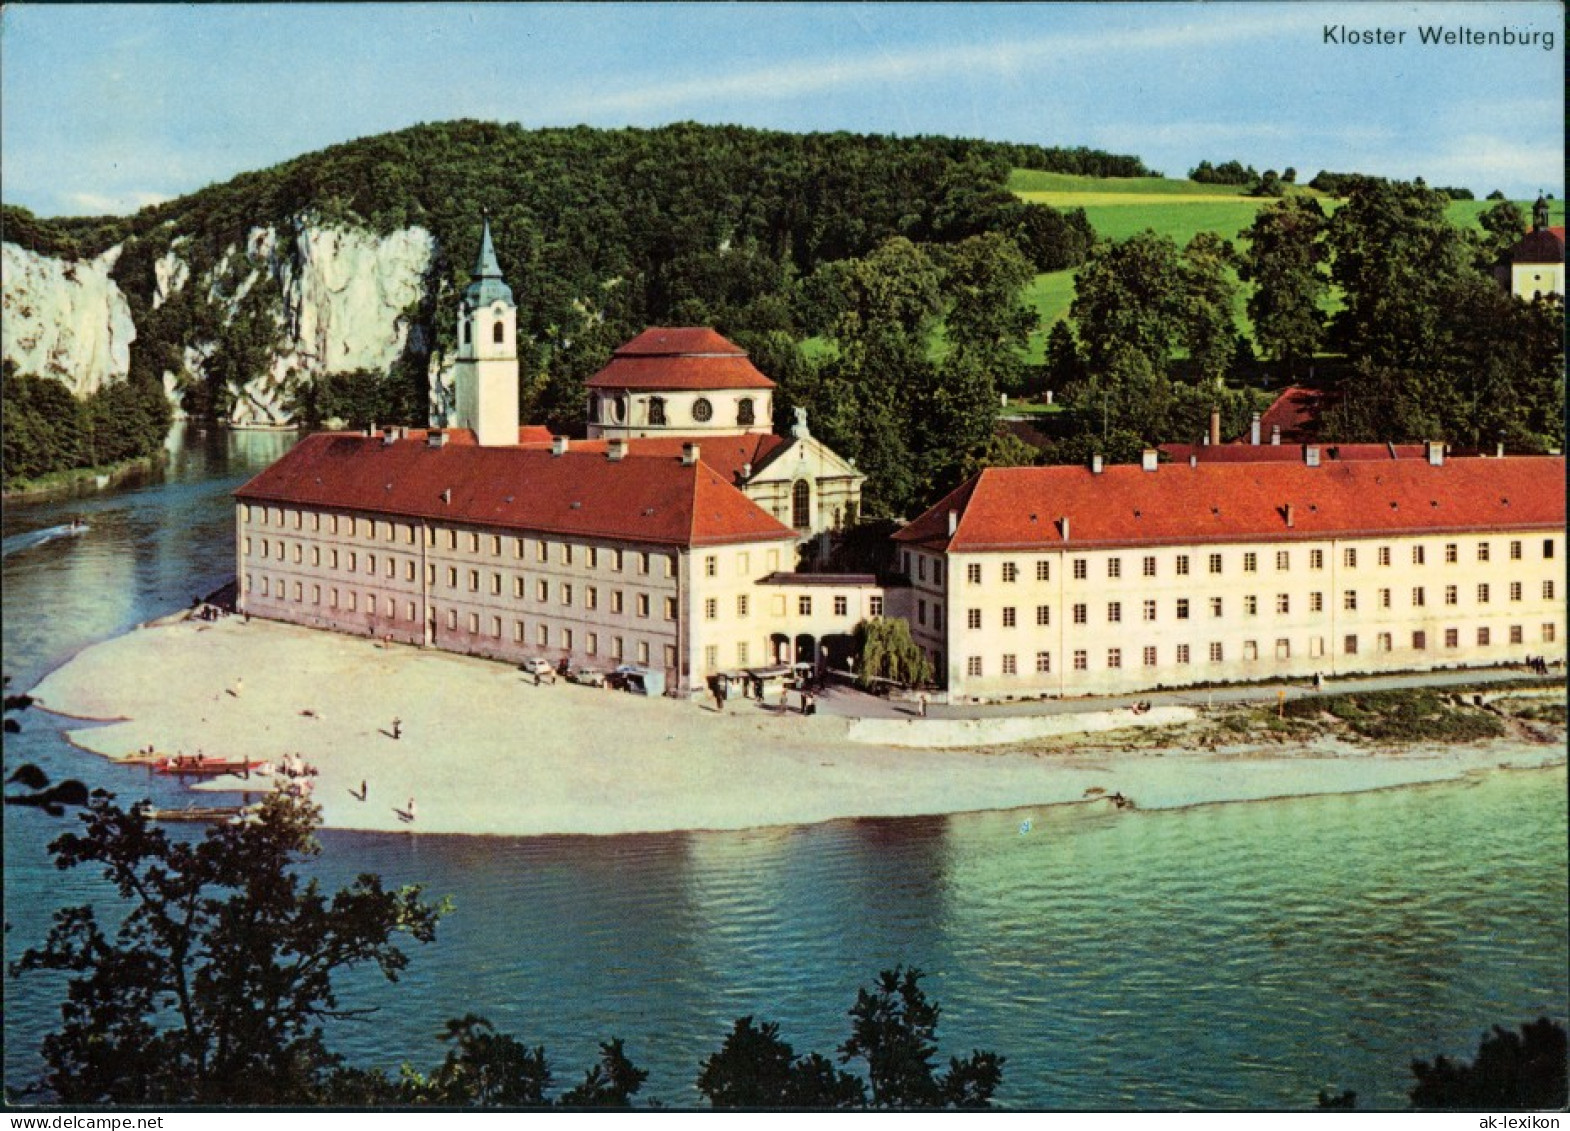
[917,692,928,718]
[392,717,402,740]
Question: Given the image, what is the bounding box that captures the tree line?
[2,360,171,488]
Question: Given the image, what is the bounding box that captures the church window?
[737,398,755,426]
[648,397,667,426]
[692,397,713,423]
[461,320,469,346]
[492,321,504,345]
[792,481,811,529]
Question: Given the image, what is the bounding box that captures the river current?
[3,427,1565,1109]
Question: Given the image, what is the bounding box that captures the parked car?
[520,658,556,683]
[568,667,606,687]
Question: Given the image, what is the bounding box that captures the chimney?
[427,430,448,449]
[1270,424,1281,446]
[1189,454,1198,468]
[1250,412,1261,446]
[681,442,700,466]
[1059,516,1071,541]
[1141,448,1159,472]
[382,429,395,446]
[1495,441,1505,458]
[739,461,752,481]
[1208,406,1221,447]
[1305,445,1320,467]
[440,488,452,505]
[607,438,628,462]
[1091,454,1104,474]
[551,435,569,456]
[1284,503,1295,528]
[1426,441,1444,467]
[947,510,959,536]
[368,421,377,437]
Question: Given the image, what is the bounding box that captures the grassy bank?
[2,452,168,503]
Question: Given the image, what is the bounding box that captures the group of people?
[1523,655,1554,675]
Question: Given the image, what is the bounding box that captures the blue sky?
[2,2,1563,217]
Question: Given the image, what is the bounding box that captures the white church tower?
[452,215,519,446]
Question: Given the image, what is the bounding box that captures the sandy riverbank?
[27,616,1565,838]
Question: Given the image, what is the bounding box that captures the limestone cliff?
[4,219,438,427]
[1,242,136,396]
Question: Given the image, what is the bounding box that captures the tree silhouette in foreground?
[1410,1018,1567,1110]
[697,966,1004,1109]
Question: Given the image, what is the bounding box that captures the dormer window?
[737,398,755,426]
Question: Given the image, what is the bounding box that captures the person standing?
[917,692,929,718]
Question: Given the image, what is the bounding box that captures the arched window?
[648,397,667,426]
[737,398,755,426]
[792,480,811,529]
[492,321,505,344]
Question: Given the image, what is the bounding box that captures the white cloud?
[64,190,172,216]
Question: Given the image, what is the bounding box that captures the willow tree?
[854,617,932,690]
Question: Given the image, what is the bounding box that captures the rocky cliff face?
[4,218,439,427]
[2,242,136,396]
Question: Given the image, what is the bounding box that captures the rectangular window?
[1344,634,1358,655]
[869,595,883,617]
[1376,546,1389,567]
[1210,553,1223,575]
[737,594,749,617]
[1143,600,1157,622]
[514,538,525,559]
[1176,598,1190,620]
[737,642,748,665]
[612,636,624,660]
[1412,546,1425,565]
[536,580,548,602]
[1002,562,1018,583]
[1477,627,1491,647]
[966,562,981,584]
[611,590,624,614]
[1545,539,1556,559]
[665,597,678,621]
[637,642,650,665]
[1445,585,1458,606]
[704,555,717,578]
[1477,583,1490,604]
[1002,606,1017,628]
[1510,540,1523,560]
[1544,581,1556,601]
[1143,645,1158,667]
[1176,554,1190,576]
[1073,559,1087,580]
[1444,628,1458,649]
[705,598,718,620]
[586,631,598,655]
[1545,624,1558,643]
[705,645,718,671]
[637,594,650,617]
[1035,651,1052,673]
[967,656,983,677]
[1276,551,1290,571]
[1276,638,1291,660]
[1245,595,1258,616]
[562,544,574,566]
[799,596,813,616]
[1002,654,1017,675]
[446,567,457,589]
[1343,590,1357,611]
[586,587,598,610]
[1310,549,1324,570]
[1243,552,1257,573]
[1412,631,1427,650]
[1073,650,1088,671]
[1036,605,1051,626]
[490,573,502,595]
[1107,648,1122,669]
[1510,625,1524,645]
[934,607,943,630]
[834,595,848,616]
[536,540,548,563]
[1511,582,1523,601]
[1107,558,1122,579]
[1176,643,1190,664]
[736,551,747,574]
[1445,543,1458,564]
[917,600,927,627]
[515,621,526,643]
[1379,588,1391,609]
[1412,586,1425,607]
[917,558,926,582]
[612,549,624,572]
[1209,642,1223,663]
[1210,597,1223,617]
[1376,633,1391,652]
[1276,594,1290,614]
[1243,641,1258,661]
[1107,602,1121,623]
[490,616,502,638]
[639,553,651,575]
[468,612,480,634]
[1143,555,1157,577]
[967,608,982,630]
[1073,603,1087,624]
[1310,592,1324,613]
[1036,560,1051,582]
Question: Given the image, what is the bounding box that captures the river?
[3,426,1565,1109]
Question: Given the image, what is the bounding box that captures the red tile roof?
[895,456,1564,552]
[1256,385,1327,443]
[546,434,786,482]
[586,327,776,391]
[235,432,795,547]
[1513,227,1565,264]
[1161,442,1430,464]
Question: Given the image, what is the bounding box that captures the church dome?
[586,328,776,391]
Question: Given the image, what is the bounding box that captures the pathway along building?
[893,446,1564,700]
[234,221,877,692]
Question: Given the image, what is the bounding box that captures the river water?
[3,427,1565,1109]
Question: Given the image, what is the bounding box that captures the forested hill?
[2,121,1142,444]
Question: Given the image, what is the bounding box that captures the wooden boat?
[145,804,249,823]
[152,755,268,778]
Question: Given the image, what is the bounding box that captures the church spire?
[465,212,514,307]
